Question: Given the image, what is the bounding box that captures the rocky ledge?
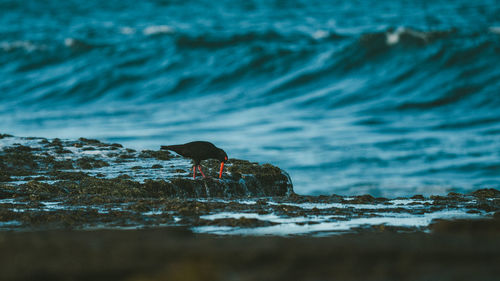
[0,134,293,199]
[1,134,499,235]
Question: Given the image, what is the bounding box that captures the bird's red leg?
[192,166,197,179]
[197,165,206,178]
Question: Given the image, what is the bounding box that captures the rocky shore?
[1,134,500,280]
[1,135,499,234]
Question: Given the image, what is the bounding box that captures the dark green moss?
[52,138,63,146]
[54,147,72,154]
[55,176,143,198]
[197,217,278,228]
[76,157,110,169]
[82,147,97,151]
[78,137,102,145]
[48,171,88,181]
[346,195,388,204]
[143,179,177,197]
[0,145,39,176]
[472,188,500,199]
[118,153,135,159]
[139,150,172,160]
[116,174,132,180]
[129,201,152,212]
[1,136,293,199]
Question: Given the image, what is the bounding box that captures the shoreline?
[1,134,499,235]
[1,134,500,279]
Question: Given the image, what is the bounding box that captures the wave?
[0,40,48,53]
[64,38,96,50]
[175,30,288,49]
[2,0,500,196]
[3,26,498,117]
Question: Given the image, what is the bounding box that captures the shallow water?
[1,0,500,196]
[0,187,487,232]
[0,194,488,236]
[193,208,484,236]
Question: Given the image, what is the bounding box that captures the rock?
[472,189,500,199]
[198,217,278,228]
[431,218,500,235]
[0,136,293,199]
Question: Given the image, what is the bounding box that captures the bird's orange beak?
[219,161,224,178]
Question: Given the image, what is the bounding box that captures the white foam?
[312,30,329,40]
[489,26,500,34]
[143,25,174,36]
[268,199,433,210]
[0,198,25,204]
[387,34,399,45]
[0,221,22,227]
[120,27,136,35]
[64,38,77,47]
[386,27,428,45]
[143,210,163,216]
[0,41,44,52]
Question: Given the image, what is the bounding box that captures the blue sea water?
[1,0,499,196]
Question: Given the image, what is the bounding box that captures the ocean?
[1,0,499,196]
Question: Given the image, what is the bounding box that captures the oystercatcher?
[161,141,228,179]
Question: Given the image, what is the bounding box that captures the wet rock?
[49,171,87,181]
[0,146,39,176]
[82,146,97,151]
[353,224,419,234]
[55,147,73,154]
[494,212,500,220]
[50,138,63,147]
[129,201,152,212]
[474,200,500,212]
[78,137,103,146]
[347,194,380,204]
[198,217,278,228]
[11,134,490,235]
[20,180,68,196]
[118,153,135,160]
[255,199,268,205]
[76,157,110,169]
[0,172,12,182]
[472,188,500,199]
[110,143,123,148]
[431,218,500,235]
[429,195,449,201]
[139,150,172,160]
[0,188,15,199]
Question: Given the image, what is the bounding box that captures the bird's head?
[218,149,228,163]
[217,148,228,178]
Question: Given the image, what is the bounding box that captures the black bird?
[161,141,228,179]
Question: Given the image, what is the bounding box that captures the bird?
[160,141,228,179]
